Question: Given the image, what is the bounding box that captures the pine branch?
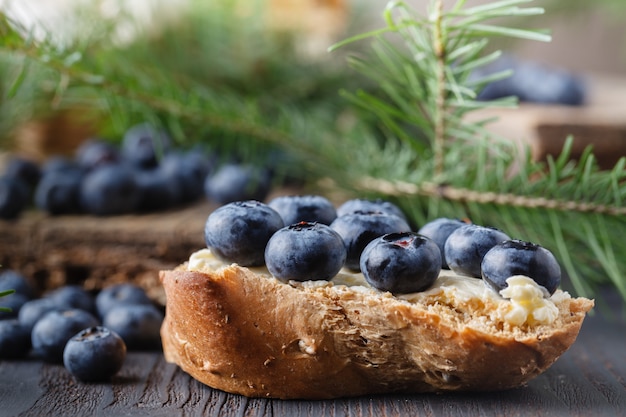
[326,0,626,304]
[331,0,550,173]
[0,10,358,174]
[432,0,447,176]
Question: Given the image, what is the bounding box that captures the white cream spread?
[499,275,559,326]
[187,249,564,326]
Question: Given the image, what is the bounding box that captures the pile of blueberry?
[0,122,273,220]
[205,195,562,296]
[0,270,163,382]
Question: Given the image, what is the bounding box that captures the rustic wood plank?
[1,310,624,417]
[0,200,213,304]
[0,359,44,416]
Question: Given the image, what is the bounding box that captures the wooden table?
[1,293,624,417]
[2,177,625,416]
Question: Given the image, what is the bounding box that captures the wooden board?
[0,200,213,303]
[1,299,624,417]
[0,187,302,303]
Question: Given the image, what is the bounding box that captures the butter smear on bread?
[188,249,562,327]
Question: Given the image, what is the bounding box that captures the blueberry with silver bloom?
[330,211,411,271]
[121,122,171,169]
[160,150,213,204]
[268,195,337,226]
[336,198,407,221]
[204,163,272,205]
[18,298,71,331]
[46,285,96,315]
[35,171,83,215]
[418,218,467,269]
[205,200,284,266]
[0,319,31,359]
[0,292,29,320]
[0,176,30,220]
[265,222,346,282]
[4,156,41,189]
[134,167,180,211]
[79,163,140,215]
[0,269,35,299]
[360,232,441,294]
[31,309,100,363]
[95,283,152,319]
[41,156,84,177]
[103,304,163,350]
[63,326,126,382]
[481,240,561,296]
[444,224,511,278]
[75,138,120,171]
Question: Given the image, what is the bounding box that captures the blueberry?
[471,54,518,101]
[336,198,407,221]
[41,155,84,177]
[444,224,511,278]
[63,326,126,382]
[475,55,586,106]
[0,176,30,219]
[0,269,35,298]
[205,200,284,266]
[265,222,346,282]
[31,309,100,362]
[509,61,585,106]
[75,139,120,171]
[160,150,213,204]
[95,284,152,319]
[417,218,468,269]
[134,168,179,212]
[268,195,337,226]
[204,163,272,205]
[46,285,96,315]
[79,163,140,215]
[0,292,29,320]
[360,232,441,294]
[330,211,412,271]
[0,319,31,359]
[18,298,71,331]
[34,170,83,215]
[481,240,561,296]
[102,304,163,350]
[121,123,171,169]
[4,156,41,190]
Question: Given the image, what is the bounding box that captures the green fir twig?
[327,0,625,304]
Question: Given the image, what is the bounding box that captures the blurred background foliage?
[0,0,625,158]
[0,0,378,163]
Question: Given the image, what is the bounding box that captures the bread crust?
[160,264,593,399]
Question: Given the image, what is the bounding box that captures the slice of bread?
[160,253,593,399]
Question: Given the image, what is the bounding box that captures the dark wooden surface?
[2,183,625,416]
[1,300,624,417]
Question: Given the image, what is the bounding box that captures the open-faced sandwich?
[160,197,593,399]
